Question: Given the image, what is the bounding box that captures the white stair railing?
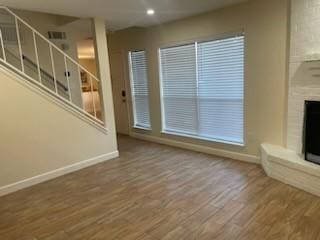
[0,6,104,126]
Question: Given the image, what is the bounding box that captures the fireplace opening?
[304,101,320,165]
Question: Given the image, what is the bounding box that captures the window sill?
[161,130,244,147]
[133,125,152,131]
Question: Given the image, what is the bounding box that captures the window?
[159,35,244,145]
[128,50,151,129]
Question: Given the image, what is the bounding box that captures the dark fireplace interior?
[304,101,320,165]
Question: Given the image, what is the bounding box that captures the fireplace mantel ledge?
[261,143,320,197]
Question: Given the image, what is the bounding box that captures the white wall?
[287,0,320,153]
[0,65,118,192]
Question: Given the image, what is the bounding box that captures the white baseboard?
[0,151,119,197]
[130,132,260,164]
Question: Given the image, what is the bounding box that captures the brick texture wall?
[287,0,320,153]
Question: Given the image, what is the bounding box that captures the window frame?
[158,32,245,146]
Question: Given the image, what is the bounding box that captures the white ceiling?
[1,0,246,30]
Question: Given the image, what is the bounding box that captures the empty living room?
[1,0,320,239]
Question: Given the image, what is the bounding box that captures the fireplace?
[304,101,320,165]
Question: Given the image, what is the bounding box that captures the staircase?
[0,6,104,126]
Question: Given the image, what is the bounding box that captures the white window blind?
[197,36,244,144]
[159,35,244,145]
[159,44,198,135]
[129,50,151,129]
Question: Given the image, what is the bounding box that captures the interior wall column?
[92,18,117,148]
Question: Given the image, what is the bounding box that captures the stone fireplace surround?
[261,0,320,197]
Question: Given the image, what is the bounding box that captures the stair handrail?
[0,6,103,125]
[0,6,99,83]
[22,54,69,91]
[4,47,69,91]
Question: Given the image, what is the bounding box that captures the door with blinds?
[128,50,151,130]
[159,35,244,145]
[110,51,129,135]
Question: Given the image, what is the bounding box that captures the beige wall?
[108,0,289,159]
[79,58,97,76]
[0,66,117,188]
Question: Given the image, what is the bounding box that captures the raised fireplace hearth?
[261,100,320,197]
[261,144,320,197]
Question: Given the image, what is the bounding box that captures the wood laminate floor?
[1,135,320,240]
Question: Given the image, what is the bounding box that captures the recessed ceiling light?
[147,9,155,15]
